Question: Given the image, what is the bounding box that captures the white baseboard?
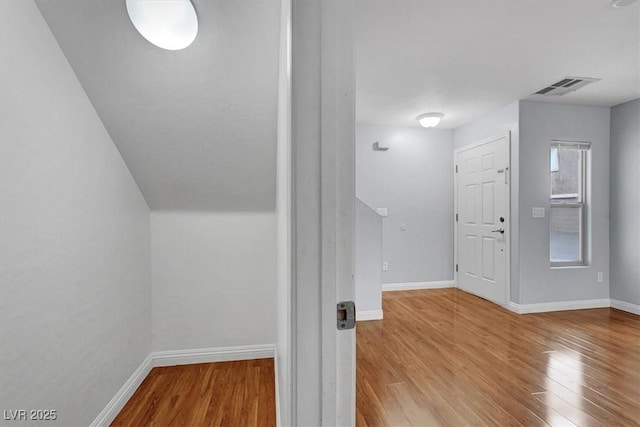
[507,298,610,314]
[611,299,640,315]
[357,309,383,321]
[91,344,276,426]
[153,344,275,367]
[382,280,456,292]
[90,354,154,427]
[505,302,522,314]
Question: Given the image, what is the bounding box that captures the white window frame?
[549,141,590,268]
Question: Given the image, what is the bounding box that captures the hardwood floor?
[356,289,640,427]
[111,359,276,427]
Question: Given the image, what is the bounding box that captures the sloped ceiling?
[36,0,281,211]
[355,0,640,129]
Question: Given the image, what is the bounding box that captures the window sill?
[550,264,589,269]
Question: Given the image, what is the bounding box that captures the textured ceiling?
[36,0,281,211]
[355,0,640,129]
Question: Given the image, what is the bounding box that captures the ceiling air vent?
[532,77,601,96]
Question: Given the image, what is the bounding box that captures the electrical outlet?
[597,272,603,283]
[382,262,389,271]
[532,207,545,218]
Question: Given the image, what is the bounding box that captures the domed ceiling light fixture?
[417,113,444,128]
[126,0,198,50]
[610,0,639,7]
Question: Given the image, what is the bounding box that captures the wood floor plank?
[357,289,640,427]
[532,392,603,427]
[111,359,275,427]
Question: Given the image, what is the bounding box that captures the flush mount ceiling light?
[126,0,198,50]
[611,0,639,7]
[417,113,444,128]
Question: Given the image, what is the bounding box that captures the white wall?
[356,124,454,284]
[610,98,640,306]
[518,101,610,304]
[355,199,382,315]
[151,212,277,352]
[453,101,520,302]
[0,2,151,426]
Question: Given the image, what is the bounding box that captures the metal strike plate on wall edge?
[337,301,356,330]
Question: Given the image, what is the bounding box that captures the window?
[550,147,559,172]
[549,142,589,266]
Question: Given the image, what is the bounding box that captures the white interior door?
[456,134,510,305]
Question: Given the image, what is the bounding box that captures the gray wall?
[610,98,640,306]
[518,101,610,304]
[0,2,151,425]
[356,124,454,284]
[453,101,521,302]
[151,212,277,351]
[355,199,382,313]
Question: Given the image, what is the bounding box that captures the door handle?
[491,228,505,234]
